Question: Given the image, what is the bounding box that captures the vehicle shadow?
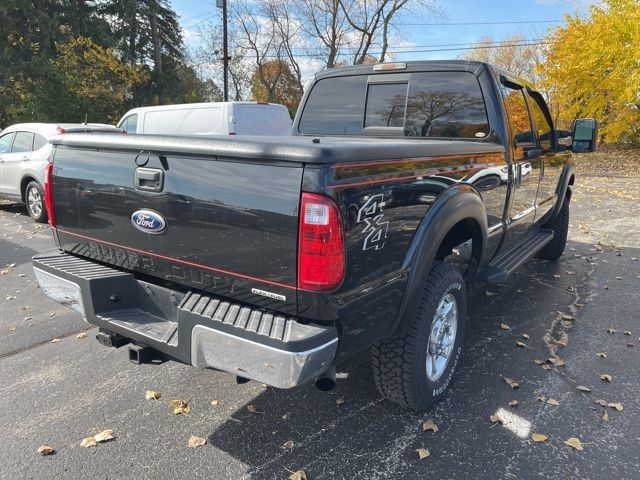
[0,201,30,218]
[206,238,609,479]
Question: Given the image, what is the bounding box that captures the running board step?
[478,228,554,284]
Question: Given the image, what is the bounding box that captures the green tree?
[24,37,147,123]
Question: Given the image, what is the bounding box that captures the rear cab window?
[298,71,490,139]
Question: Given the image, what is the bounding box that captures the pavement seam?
[0,325,96,361]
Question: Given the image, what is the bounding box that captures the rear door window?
[266,107,292,135]
[527,92,553,151]
[501,85,535,148]
[235,106,268,135]
[0,133,15,154]
[12,132,35,153]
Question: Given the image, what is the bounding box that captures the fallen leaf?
[210,400,219,407]
[283,440,295,449]
[37,445,55,456]
[624,331,632,336]
[577,386,591,393]
[559,313,575,321]
[485,291,496,297]
[76,332,87,339]
[422,419,439,433]
[596,352,607,358]
[542,364,552,370]
[490,414,503,424]
[503,377,519,389]
[336,397,345,405]
[170,400,191,415]
[187,435,207,448]
[563,437,584,451]
[335,372,349,379]
[555,359,567,367]
[595,399,607,407]
[531,433,548,442]
[601,408,609,422]
[522,333,530,340]
[547,398,560,406]
[509,400,519,407]
[599,374,612,383]
[608,402,624,411]
[547,357,557,364]
[534,359,545,365]
[516,341,527,348]
[8,325,16,331]
[50,338,60,343]
[500,323,510,330]
[607,328,618,334]
[289,470,307,480]
[145,390,161,400]
[93,430,114,443]
[628,343,635,348]
[247,404,257,413]
[416,448,431,459]
[80,437,97,448]
[6,295,16,300]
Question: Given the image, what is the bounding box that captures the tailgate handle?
[135,167,164,192]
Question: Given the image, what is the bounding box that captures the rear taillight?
[44,162,56,228]
[298,193,345,291]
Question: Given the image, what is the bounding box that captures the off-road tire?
[536,198,569,261]
[371,260,467,410]
[25,181,48,223]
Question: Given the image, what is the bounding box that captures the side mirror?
[571,118,598,153]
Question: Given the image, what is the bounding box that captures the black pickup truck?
[33,60,597,410]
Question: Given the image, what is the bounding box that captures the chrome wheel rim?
[426,293,458,382]
[27,187,42,218]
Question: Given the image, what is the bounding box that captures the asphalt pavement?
[1,157,639,480]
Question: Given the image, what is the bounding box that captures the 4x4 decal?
[357,194,389,251]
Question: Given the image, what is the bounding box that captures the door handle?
[134,167,164,192]
[21,156,29,162]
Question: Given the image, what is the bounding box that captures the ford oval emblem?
[130,209,166,234]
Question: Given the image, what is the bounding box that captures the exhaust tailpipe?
[315,367,336,391]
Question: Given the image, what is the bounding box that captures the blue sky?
[173,0,593,75]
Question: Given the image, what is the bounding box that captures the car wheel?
[25,181,48,223]
[371,260,467,410]
[536,197,569,261]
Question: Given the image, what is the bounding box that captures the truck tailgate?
[51,146,302,314]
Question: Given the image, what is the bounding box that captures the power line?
[231,38,546,54]
[398,19,561,26]
[193,41,548,65]
[184,14,218,30]
[180,9,216,23]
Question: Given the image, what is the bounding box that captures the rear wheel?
[536,198,569,261]
[25,181,47,223]
[371,260,467,410]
